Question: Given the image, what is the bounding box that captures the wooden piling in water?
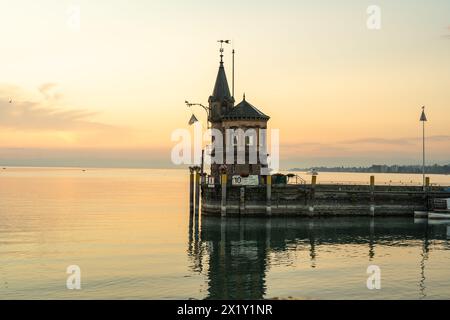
[425,176,430,210]
[370,175,375,216]
[309,176,317,216]
[195,169,200,216]
[239,187,245,215]
[221,174,227,217]
[266,175,272,216]
[189,167,194,215]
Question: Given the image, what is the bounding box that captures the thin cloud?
[38,82,62,100]
[0,84,117,131]
[427,135,450,142]
[282,136,450,159]
[442,25,450,39]
[340,136,450,145]
[281,142,349,154]
[340,137,414,146]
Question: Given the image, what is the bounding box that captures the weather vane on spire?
[217,40,231,63]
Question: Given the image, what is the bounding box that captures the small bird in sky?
[9,99,12,103]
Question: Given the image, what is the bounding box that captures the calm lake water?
[1,167,450,300]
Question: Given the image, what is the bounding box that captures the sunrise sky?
[0,0,449,168]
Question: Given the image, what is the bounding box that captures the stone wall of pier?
[201,184,450,217]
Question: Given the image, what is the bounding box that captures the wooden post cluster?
[189,166,201,216]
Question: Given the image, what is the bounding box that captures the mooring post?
[240,187,245,215]
[221,174,227,217]
[194,168,200,216]
[370,175,375,216]
[189,167,194,215]
[425,177,430,210]
[309,176,317,216]
[200,149,204,176]
[266,175,272,216]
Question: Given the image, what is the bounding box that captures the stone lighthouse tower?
[208,48,270,180]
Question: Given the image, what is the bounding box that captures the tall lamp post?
[185,101,210,128]
[185,100,211,180]
[420,106,427,191]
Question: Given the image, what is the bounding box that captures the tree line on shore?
[289,164,450,174]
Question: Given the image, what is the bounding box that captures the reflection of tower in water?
[201,217,270,299]
[187,215,443,300]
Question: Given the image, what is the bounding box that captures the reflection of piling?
[369,217,375,260]
[189,167,195,215]
[188,206,194,252]
[308,220,316,268]
[221,174,227,217]
[220,216,226,257]
[419,226,430,298]
[265,219,272,248]
[266,175,272,216]
[309,176,317,216]
[370,175,375,216]
[194,206,200,242]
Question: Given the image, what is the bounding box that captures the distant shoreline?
[289,164,450,175]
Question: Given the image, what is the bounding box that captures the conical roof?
[211,62,232,101]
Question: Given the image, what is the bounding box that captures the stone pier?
[201,182,450,217]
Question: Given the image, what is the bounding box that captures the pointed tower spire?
[212,40,232,101]
[211,62,231,101]
[209,41,235,123]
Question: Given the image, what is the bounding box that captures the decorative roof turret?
[222,95,269,121]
